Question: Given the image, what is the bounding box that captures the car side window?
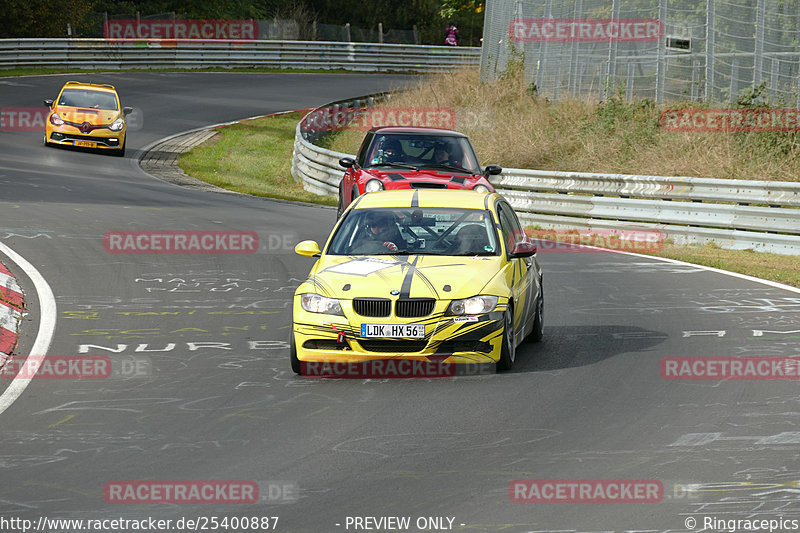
[356,132,374,167]
[497,203,524,257]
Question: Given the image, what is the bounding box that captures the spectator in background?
[445,22,459,46]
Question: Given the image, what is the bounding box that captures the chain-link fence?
[481,0,800,104]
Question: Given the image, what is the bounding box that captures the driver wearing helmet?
[353,210,406,253]
[380,138,405,163]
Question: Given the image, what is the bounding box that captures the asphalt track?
[1,73,800,533]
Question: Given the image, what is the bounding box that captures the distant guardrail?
[293,98,800,255]
[0,38,480,72]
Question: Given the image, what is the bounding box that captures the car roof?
[61,81,118,93]
[353,189,497,210]
[368,126,468,138]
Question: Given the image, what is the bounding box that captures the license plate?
[361,323,424,338]
[75,141,96,148]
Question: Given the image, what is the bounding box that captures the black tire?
[290,332,302,375]
[529,287,544,343]
[336,187,344,220]
[496,307,516,371]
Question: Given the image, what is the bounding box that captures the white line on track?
[0,242,57,416]
[574,242,800,295]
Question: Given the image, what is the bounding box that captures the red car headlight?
[365,179,385,193]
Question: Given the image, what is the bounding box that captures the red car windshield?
[364,134,480,174]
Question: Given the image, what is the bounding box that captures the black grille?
[435,340,492,354]
[395,298,435,318]
[302,340,349,351]
[357,340,428,353]
[410,182,447,189]
[353,298,391,317]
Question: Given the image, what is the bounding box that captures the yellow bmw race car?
[291,189,543,376]
[44,81,132,156]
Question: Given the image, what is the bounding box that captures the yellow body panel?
[292,190,542,370]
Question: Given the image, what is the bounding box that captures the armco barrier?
[0,39,479,72]
[291,99,800,255]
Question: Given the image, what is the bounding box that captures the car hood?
[301,254,503,300]
[365,168,482,183]
[56,106,120,125]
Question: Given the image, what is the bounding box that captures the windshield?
[58,89,119,110]
[364,133,480,173]
[328,207,499,256]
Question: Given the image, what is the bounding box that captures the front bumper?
[292,298,508,365]
[47,127,124,149]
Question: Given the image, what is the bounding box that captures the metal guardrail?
[291,93,396,197]
[291,97,800,255]
[0,39,480,72]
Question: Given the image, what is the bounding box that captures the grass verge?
[328,69,800,181]
[178,111,336,206]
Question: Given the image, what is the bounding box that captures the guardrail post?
[604,0,620,99]
[706,0,715,101]
[569,0,583,98]
[656,0,666,103]
[754,0,765,87]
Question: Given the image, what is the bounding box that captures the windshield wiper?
[370,162,419,170]
[391,250,441,255]
[451,251,497,256]
[418,164,473,174]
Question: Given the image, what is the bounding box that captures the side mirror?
[339,157,355,169]
[484,165,502,176]
[123,107,133,115]
[294,240,321,257]
[43,99,54,108]
[510,240,537,258]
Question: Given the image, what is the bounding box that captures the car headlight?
[365,179,384,193]
[300,293,344,316]
[109,117,125,131]
[472,184,490,193]
[50,113,64,126]
[447,295,499,315]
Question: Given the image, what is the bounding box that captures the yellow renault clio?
[44,81,131,156]
[291,189,544,375]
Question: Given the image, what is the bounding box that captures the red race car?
[336,126,502,219]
